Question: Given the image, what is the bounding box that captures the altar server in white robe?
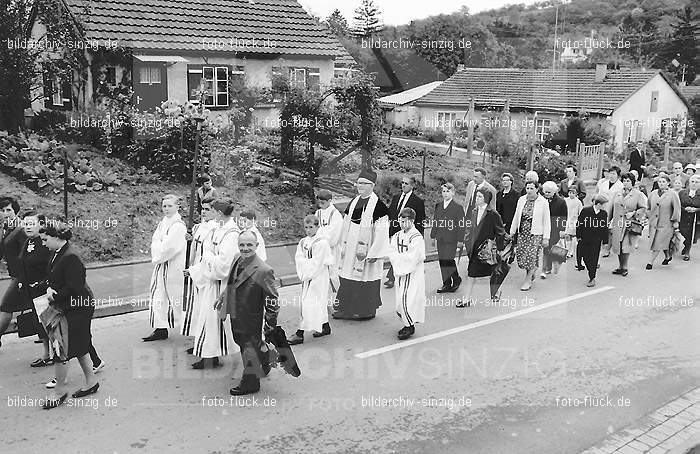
[186,198,240,369]
[181,201,217,345]
[387,207,426,340]
[287,215,333,345]
[333,169,392,320]
[314,189,343,293]
[143,194,187,342]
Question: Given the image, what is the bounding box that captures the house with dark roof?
[27,0,348,126]
[410,65,690,151]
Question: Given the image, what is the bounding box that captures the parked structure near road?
[391,66,691,152]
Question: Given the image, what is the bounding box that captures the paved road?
[1,234,698,453]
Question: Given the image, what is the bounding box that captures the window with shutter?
[290,67,306,89]
[231,65,245,87]
[307,67,320,92]
[650,91,659,112]
[61,78,72,110]
[272,66,286,102]
[187,66,203,103]
[622,122,631,143]
[52,75,63,106]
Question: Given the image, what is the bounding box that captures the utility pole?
[552,3,559,72]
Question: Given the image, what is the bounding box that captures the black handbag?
[16,309,42,338]
[627,219,644,236]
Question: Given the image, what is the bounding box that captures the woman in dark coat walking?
[679,174,700,261]
[18,213,52,366]
[39,222,100,409]
[0,197,27,348]
[458,189,507,307]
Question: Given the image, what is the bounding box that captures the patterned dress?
[516,199,542,270]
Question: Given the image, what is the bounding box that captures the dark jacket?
[220,254,279,335]
[547,193,568,246]
[629,148,645,174]
[558,177,587,203]
[47,243,94,313]
[388,191,426,236]
[17,237,51,299]
[465,208,507,257]
[1,221,27,277]
[576,206,609,244]
[679,189,700,231]
[430,199,466,244]
[496,189,519,232]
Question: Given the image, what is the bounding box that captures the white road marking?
[355,286,615,359]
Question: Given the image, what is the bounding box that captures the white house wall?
[610,74,688,151]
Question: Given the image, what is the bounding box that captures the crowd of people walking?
[1,158,698,407]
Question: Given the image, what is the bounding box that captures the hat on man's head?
[685,164,696,173]
[357,168,377,184]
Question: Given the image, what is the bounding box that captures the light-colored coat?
[510,195,551,240]
[647,189,681,251]
[609,188,647,255]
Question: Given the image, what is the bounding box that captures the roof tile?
[414,68,660,114]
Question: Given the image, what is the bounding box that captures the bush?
[33,110,67,132]
[424,129,447,143]
[0,133,122,193]
[208,141,255,185]
[123,118,214,183]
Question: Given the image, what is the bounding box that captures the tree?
[661,6,698,84]
[326,9,350,37]
[279,88,339,200]
[618,8,661,68]
[331,73,382,170]
[352,0,384,38]
[0,0,34,132]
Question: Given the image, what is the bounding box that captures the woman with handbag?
[17,212,52,366]
[609,173,647,276]
[510,182,551,291]
[646,175,681,269]
[0,197,27,348]
[458,189,507,307]
[39,222,99,409]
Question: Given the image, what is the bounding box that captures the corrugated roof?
[62,0,341,56]
[414,68,668,114]
[378,81,443,106]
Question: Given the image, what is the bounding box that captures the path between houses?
[389,136,485,158]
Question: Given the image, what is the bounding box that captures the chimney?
[595,63,607,82]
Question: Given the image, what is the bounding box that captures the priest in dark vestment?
[333,169,391,320]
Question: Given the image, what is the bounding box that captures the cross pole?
[183,87,207,308]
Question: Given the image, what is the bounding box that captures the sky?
[298,0,543,26]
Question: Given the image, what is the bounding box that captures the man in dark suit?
[216,230,279,396]
[628,143,645,176]
[576,195,609,287]
[541,181,568,278]
[558,165,587,204]
[429,183,466,293]
[465,168,497,215]
[385,175,426,288]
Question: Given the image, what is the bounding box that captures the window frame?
[535,118,551,142]
[201,65,230,108]
[52,75,63,106]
